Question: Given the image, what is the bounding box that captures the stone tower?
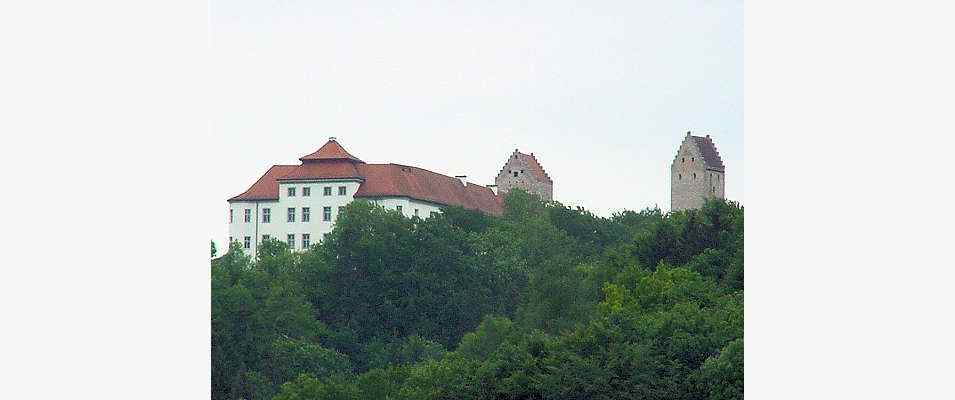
[671,132,725,211]
[495,150,553,201]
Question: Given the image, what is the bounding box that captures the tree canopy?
[212,191,744,399]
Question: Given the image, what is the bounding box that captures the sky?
[208,0,742,249]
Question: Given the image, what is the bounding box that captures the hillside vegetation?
[212,191,743,400]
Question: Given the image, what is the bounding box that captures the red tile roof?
[691,135,725,172]
[229,139,503,215]
[523,151,552,184]
[299,137,364,163]
[354,164,503,215]
[278,160,363,181]
[228,165,298,202]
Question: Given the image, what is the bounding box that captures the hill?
[212,190,744,400]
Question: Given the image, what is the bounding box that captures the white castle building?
[228,138,513,256]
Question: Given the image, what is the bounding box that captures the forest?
[211,190,743,400]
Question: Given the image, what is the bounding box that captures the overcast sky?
[209,0,742,249]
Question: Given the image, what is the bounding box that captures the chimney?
[487,184,498,195]
[454,175,467,186]
[329,136,337,141]
[686,131,691,136]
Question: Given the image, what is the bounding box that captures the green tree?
[213,195,744,399]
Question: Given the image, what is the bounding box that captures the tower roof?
[299,137,364,163]
[691,135,725,172]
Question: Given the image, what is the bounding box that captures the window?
[414,208,419,217]
[288,187,296,197]
[244,209,251,223]
[262,208,271,223]
[303,187,311,196]
[323,206,332,221]
[243,236,251,249]
[396,205,403,213]
[287,207,295,222]
[678,174,682,180]
[229,209,233,223]
[263,234,270,242]
[324,186,332,196]
[513,171,518,177]
[229,236,233,243]
[682,157,685,163]
[302,207,310,222]
[302,234,310,248]
[338,186,346,196]
[693,173,697,179]
[287,234,295,249]
[521,169,525,174]
[692,157,695,162]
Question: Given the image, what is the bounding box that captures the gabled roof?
[691,135,725,172]
[502,150,552,184]
[299,137,364,163]
[228,140,504,215]
[228,165,298,202]
[354,164,503,215]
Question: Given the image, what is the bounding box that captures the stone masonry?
[671,132,725,211]
[495,150,553,201]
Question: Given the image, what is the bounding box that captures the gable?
[497,150,552,184]
[673,135,725,173]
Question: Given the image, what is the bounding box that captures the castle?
[228,133,726,255]
[228,138,552,255]
[671,131,726,211]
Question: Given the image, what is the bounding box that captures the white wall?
[228,179,361,256]
[366,196,444,219]
[228,180,446,256]
[226,200,266,255]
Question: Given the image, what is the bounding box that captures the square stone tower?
[671,132,725,211]
[495,150,553,201]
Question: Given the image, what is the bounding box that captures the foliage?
[212,194,743,400]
